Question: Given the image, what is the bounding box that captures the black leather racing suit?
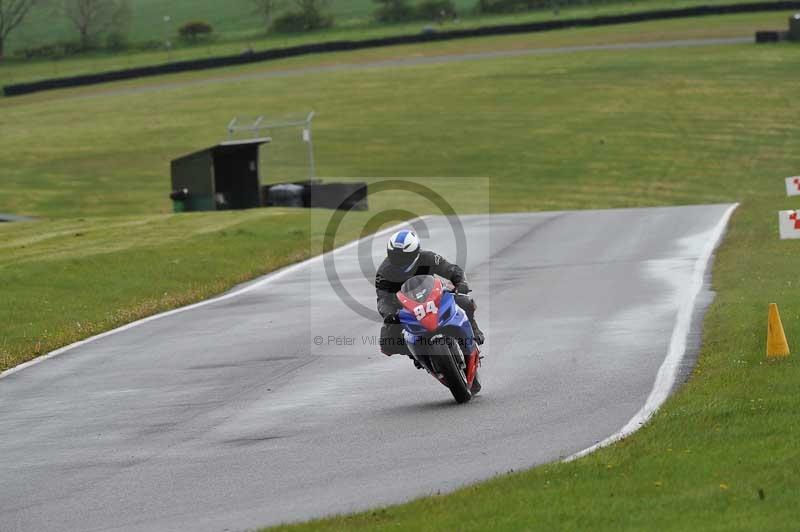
[375,250,481,355]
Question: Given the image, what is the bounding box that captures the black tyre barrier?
[307,182,369,211]
[262,181,368,211]
[755,29,783,41]
[5,1,800,97]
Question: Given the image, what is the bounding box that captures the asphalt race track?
[0,205,735,532]
[71,37,749,101]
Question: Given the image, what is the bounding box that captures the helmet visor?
[388,249,420,272]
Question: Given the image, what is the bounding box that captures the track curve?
[0,205,734,532]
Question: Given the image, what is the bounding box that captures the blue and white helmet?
[387,230,421,272]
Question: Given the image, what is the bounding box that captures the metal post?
[163,15,172,62]
[305,112,316,179]
[224,111,316,180]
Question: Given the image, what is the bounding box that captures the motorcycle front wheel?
[431,339,472,404]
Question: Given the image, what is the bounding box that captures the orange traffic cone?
[766,303,790,359]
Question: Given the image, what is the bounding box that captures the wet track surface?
[0,205,734,531]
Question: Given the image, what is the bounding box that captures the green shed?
[170,137,271,212]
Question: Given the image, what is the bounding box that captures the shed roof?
[218,137,271,147]
[173,137,272,163]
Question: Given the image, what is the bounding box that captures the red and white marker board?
[779,210,800,239]
[785,177,800,197]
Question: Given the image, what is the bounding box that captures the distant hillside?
[5,0,779,54]
[6,0,477,52]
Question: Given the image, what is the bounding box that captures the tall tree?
[290,0,329,19]
[63,0,129,49]
[293,0,331,27]
[294,0,328,11]
[0,0,39,60]
[271,0,332,32]
[250,0,282,29]
[373,0,414,23]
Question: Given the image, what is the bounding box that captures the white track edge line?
[565,202,739,462]
[0,216,426,381]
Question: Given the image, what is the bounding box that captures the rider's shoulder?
[419,250,445,265]
[375,257,393,275]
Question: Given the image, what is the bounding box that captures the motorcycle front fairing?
[396,275,482,395]
[398,284,476,358]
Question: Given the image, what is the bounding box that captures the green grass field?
[1,10,799,530]
[0,0,786,86]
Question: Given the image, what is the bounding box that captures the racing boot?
[408,355,423,370]
[455,293,485,346]
[469,317,485,345]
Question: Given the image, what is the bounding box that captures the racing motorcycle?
[396,275,482,404]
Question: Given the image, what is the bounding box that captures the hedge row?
[6,1,799,97]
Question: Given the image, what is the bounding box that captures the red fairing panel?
[397,278,444,332]
[465,347,480,386]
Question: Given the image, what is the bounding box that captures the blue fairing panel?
[400,292,475,352]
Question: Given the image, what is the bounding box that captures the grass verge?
[0,15,799,529]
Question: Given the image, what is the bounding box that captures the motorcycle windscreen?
[399,275,436,303]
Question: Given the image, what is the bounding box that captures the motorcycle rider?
[375,230,484,358]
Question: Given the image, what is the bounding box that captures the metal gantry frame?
[227,111,316,179]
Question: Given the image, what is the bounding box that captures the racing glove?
[454,281,471,295]
[383,313,401,324]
